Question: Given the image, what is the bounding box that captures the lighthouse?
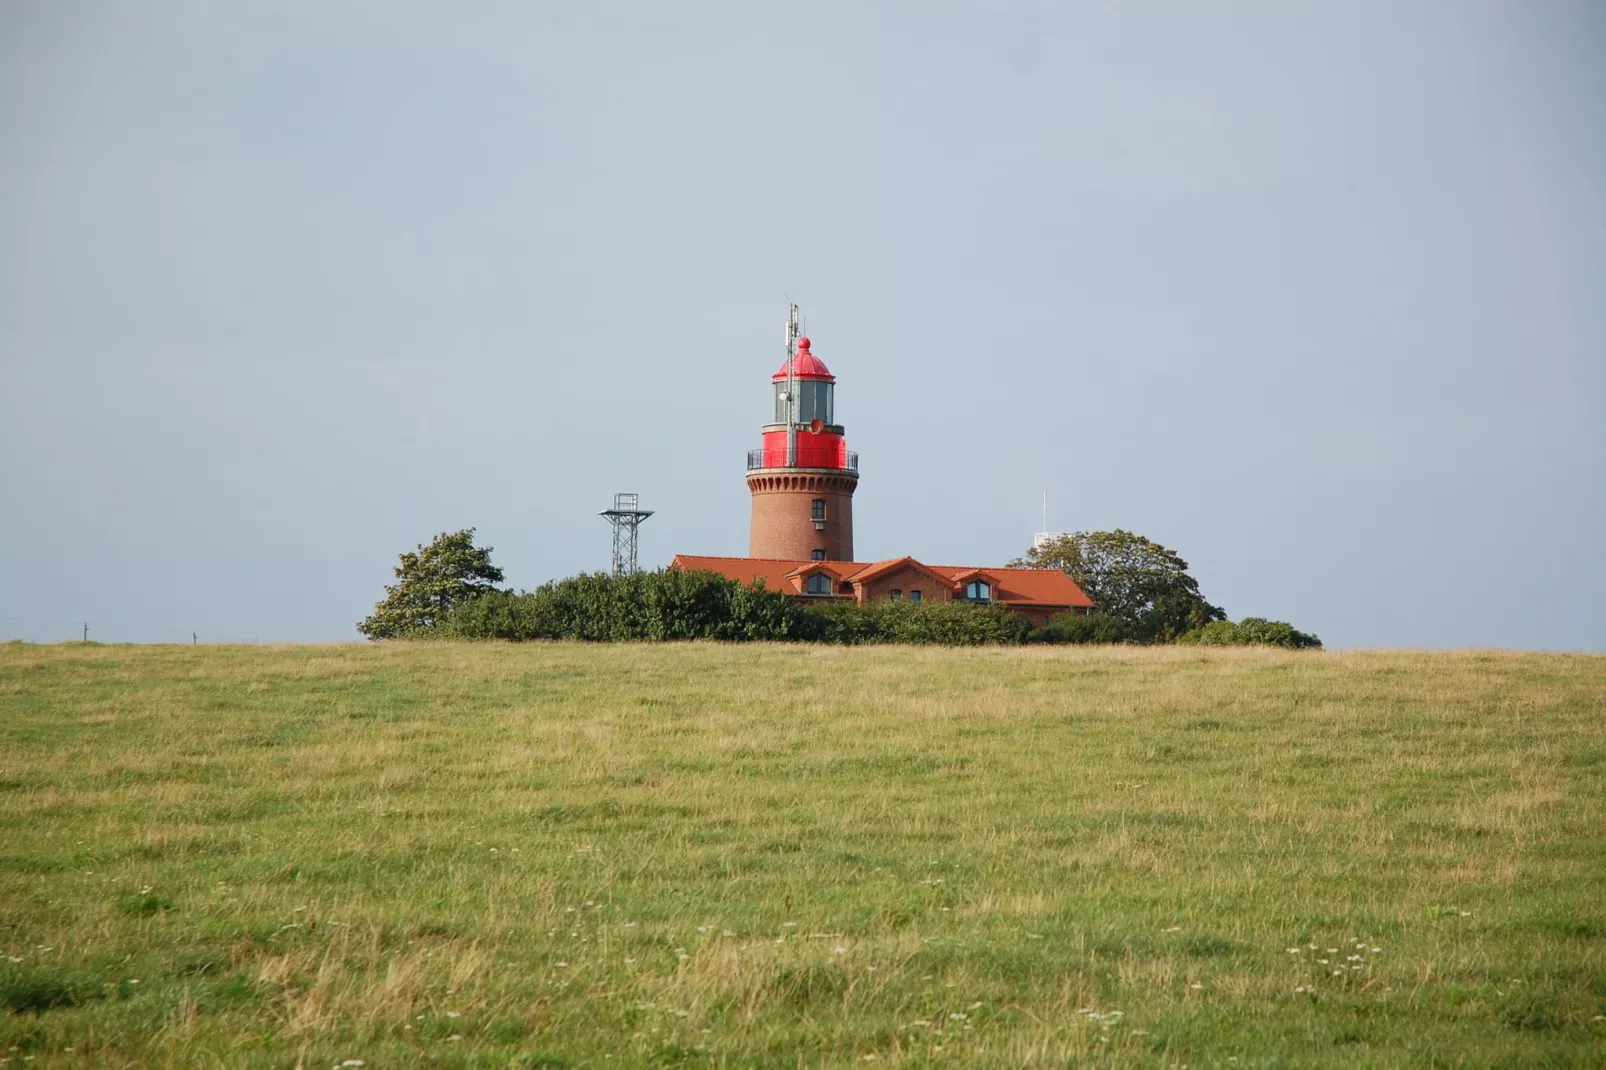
[675,306,1094,620]
[745,306,859,561]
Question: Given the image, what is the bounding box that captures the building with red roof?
[672,307,1093,626]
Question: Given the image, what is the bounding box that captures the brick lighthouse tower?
[746,305,859,561]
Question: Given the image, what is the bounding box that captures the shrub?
[437,570,826,643]
[1177,617,1322,650]
[436,589,555,641]
[801,599,1035,646]
[1029,613,1128,645]
[442,570,1173,647]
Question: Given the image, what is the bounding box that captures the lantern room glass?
[773,380,834,426]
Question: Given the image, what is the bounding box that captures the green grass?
[1,641,1604,1067]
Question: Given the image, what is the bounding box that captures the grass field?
[1,642,1604,1068]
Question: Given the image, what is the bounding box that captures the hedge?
[439,570,1032,645]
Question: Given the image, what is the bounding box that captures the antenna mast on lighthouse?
[784,303,800,468]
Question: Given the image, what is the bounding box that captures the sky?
[2,1,1603,650]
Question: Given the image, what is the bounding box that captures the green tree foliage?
[1027,613,1128,645]
[358,529,506,639]
[1010,530,1225,643]
[1177,618,1323,649]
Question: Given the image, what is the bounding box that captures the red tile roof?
[671,556,815,594]
[842,556,958,589]
[925,564,1091,607]
[670,555,1093,609]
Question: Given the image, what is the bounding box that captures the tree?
[358,529,505,639]
[1009,530,1225,643]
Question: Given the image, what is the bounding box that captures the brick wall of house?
[747,470,858,561]
[856,565,954,604]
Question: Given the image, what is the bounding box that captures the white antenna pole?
[1042,491,1047,533]
[785,303,799,468]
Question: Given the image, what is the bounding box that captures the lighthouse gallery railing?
[747,449,858,473]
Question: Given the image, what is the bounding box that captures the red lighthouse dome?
[772,337,834,381]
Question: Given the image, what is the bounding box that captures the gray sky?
[3,1,1603,650]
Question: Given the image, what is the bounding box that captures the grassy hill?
[1,642,1603,1067]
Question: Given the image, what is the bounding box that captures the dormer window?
[805,573,833,595]
[964,580,991,601]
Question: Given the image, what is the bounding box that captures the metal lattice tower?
[600,492,653,576]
